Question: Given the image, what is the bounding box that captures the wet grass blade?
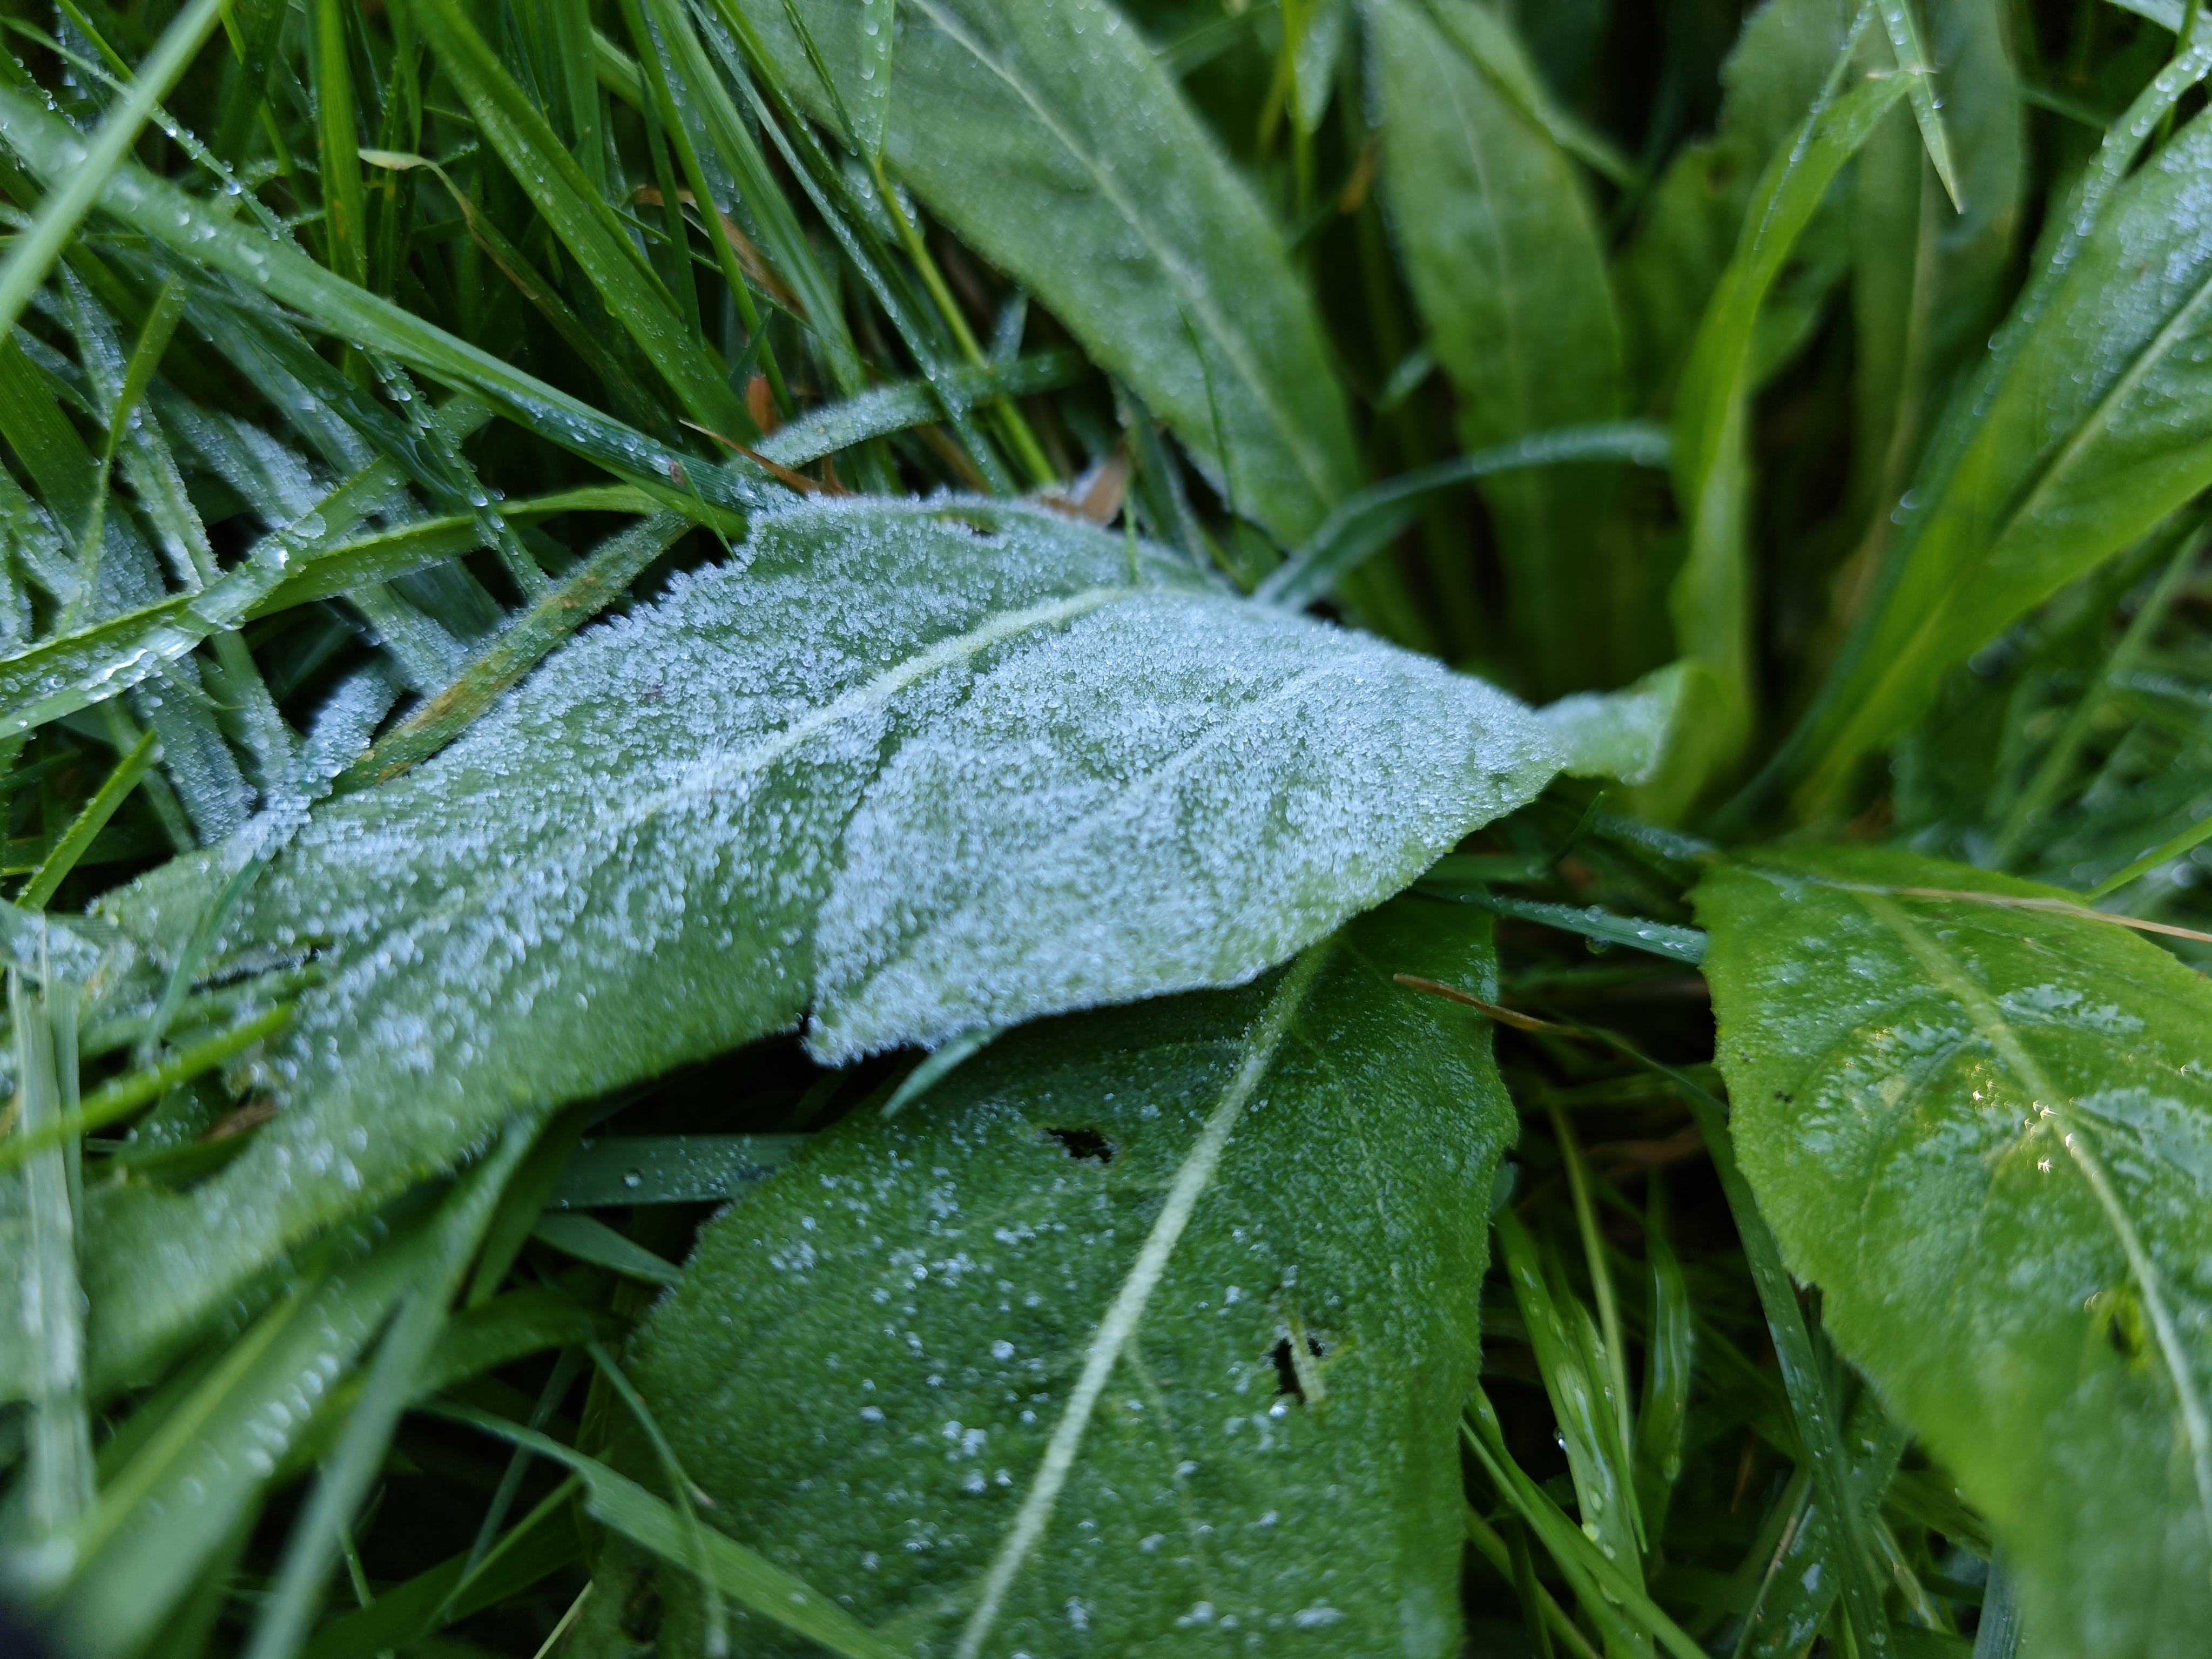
[18,725,158,908]
[0,0,231,340]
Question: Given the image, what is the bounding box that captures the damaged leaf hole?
[1269,1332,1331,1402]
[1043,1125,1116,1164]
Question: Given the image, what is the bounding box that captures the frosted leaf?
[626,896,1513,1657]
[83,500,1562,1381]
[1537,659,1695,788]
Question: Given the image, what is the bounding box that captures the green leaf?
[720,0,1361,543]
[549,1134,804,1208]
[1786,93,2212,813]
[1695,845,2212,1659]
[76,499,1562,1397]
[36,1191,474,1655]
[1611,0,1865,409]
[1658,64,1912,814]
[0,85,775,520]
[1845,0,2021,551]
[626,895,1513,1656]
[1372,0,1626,693]
[530,1213,684,1286]
[432,1401,898,1659]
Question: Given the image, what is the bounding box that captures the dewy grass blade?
[18,724,158,909]
[242,1122,534,1659]
[0,0,231,341]
[430,1400,900,1659]
[0,1003,293,1178]
[5,969,94,1588]
[337,510,692,788]
[1874,0,1960,207]
[0,85,777,517]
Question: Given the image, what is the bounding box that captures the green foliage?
[626,896,1510,1656]
[1698,847,2212,1659]
[3,2,2212,1657]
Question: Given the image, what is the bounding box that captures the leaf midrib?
[1854,891,2212,1537]
[262,583,1145,1029]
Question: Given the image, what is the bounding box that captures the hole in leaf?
[1268,1333,1328,1401]
[1044,1126,1115,1164]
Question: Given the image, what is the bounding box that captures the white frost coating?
[813,592,1558,1058]
[89,498,1562,1375]
[1537,660,1694,787]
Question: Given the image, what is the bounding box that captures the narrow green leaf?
[853,0,896,159]
[79,500,1563,1387]
[1255,422,1669,612]
[336,510,694,787]
[45,1191,471,1654]
[1373,0,1626,689]
[753,350,1084,469]
[409,0,756,447]
[301,1478,583,1659]
[549,1135,804,1208]
[0,0,230,341]
[725,0,1361,543]
[432,1401,898,1659]
[1872,0,1961,206]
[243,1123,532,1659]
[0,86,776,517]
[1696,845,2212,1658]
[627,895,1513,1655]
[18,724,158,908]
[1777,53,2212,815]
[308,0,367,285]
[1845,0,2020,577]
[1658,62,1912,814]
[530,1213,683,1285]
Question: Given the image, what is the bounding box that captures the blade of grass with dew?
[432,1400,898,1659]
[18,726,159,908]
[0,86,778,517]
[2,970,93,1596]
[545,1134,805,1208]
[241,1121,532,1659]
[336,509,692,788]
[0,0,232,341]
[1658,53,1911,817]
[409,0,756,448]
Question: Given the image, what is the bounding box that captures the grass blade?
[0,0,231,341]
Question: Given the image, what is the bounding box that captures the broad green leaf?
[1372,0,1626,694]
[1537,660,1695,787]
[1787,100,2212,812]
[1696,845,2212,1659]
[719,0,1361,544]
[73,499,1561,1394]
[625,895,1513,1656]
[1658,66,1912,815]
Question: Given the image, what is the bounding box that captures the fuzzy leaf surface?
[723,0,1360,544]
[71,500,1558,1391]
[1696,846,2212,1659]
[627,895,1513,1657]
[1372,0,1624,695]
